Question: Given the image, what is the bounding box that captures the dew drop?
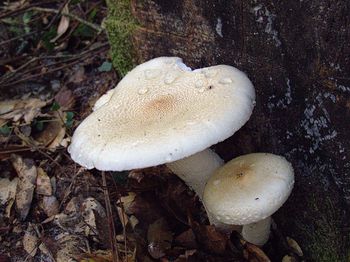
[144,69,160,79]
[219,77,233,84]
[138,87,149,95]
[204,69,217,78]
[195,79,205,88]
[253,100,257,106]
[164,72,177,84]
[197,88,205,93]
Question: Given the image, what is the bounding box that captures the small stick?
[102,171,119,262]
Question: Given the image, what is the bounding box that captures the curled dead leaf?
[36,167,52,196]
[42,196,60,217]
[241,239,271,262]
[286,237,303,256]
[147,218,173,259]
[0,177,18,205]
[23,223,38,257]
[11,154,37,220]
[54,88,75,111]
[190,222,227,255]
[51,5,70,43]
[0,98,48,124]
[81,197,106,237]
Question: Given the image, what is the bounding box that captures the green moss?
[296,196,349,262]
[104,0,138,76]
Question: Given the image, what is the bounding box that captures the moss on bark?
[104,0,137,76]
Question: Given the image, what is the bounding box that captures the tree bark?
[118,0,350,260]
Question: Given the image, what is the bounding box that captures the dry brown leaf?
[35,120,61,145]
[0,177,18,205]
[48,124,66,150]
[241,239,271,262]
[0,100,18,114]
[54,88,75,110]
[23,223,38,257]
[286,237,303,256]
[282,255,298,262]
[11,154,37,220]
[175,229,198,249]
[56,234,87,262]
[51,5,70,43]
[2,0,27,11]
[81,197,106,237]
[36,167,52,196]
[42,196,60,217]
[0,177,18,218]
[119,192,136,213]
[190,223,227,255]
[0,98,48,124]
[147,218,173,259]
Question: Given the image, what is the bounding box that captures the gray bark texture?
[129,0,350,261]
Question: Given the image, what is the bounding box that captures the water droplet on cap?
[195,79,205,88]
[204,69,217,78]
[219,77,233,84]
[138,88,149,95]
[144,69,160,79]
[164,72,177,84]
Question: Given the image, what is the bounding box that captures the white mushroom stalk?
[203,153,294,246]
[166,148,223,199]
[68,57,255,218]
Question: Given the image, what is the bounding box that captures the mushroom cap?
[68,57,255,171]
[203,153,294,225]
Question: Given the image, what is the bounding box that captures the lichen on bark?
[104,0,137,76]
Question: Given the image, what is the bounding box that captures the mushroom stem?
[241,216,271,246]
[166,149,223,199]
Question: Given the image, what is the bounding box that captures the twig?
[0,0,58,19]
[110,172,128,257]
[102,171,119,262]
[31,6,103,32]
[0,44,109,87]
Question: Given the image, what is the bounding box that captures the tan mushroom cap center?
[203,153,294,225]
[68,57,255,171]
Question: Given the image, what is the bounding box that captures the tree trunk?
[108,0,350,260]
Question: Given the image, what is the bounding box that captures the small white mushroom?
[203,153,294,245]
[68,57,255,201]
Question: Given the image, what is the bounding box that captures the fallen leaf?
[0,177,18,205]
[42,196,60,217]
[175,229,198,249]
[35,120,61,145]
[23,223,38,257]
[147,218,173,259]
[0,177,18,218]
[286,237,303,256]
[2,0,26,11]
[56,234,87,262]
[36,167,52,196]
[0,98,48,124]
[190,222,227,255]
[282,255,298,262]
[54,88,75,110]
[241,239,271,262]
[51,5,70,42]
[11,154,37,220]
[81,197,106,236]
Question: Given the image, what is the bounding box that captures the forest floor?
[0,1,303,261]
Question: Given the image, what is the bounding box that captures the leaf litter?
[0,0,304,261]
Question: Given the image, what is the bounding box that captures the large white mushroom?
[68,57,255,200]
[203,153,294,245]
